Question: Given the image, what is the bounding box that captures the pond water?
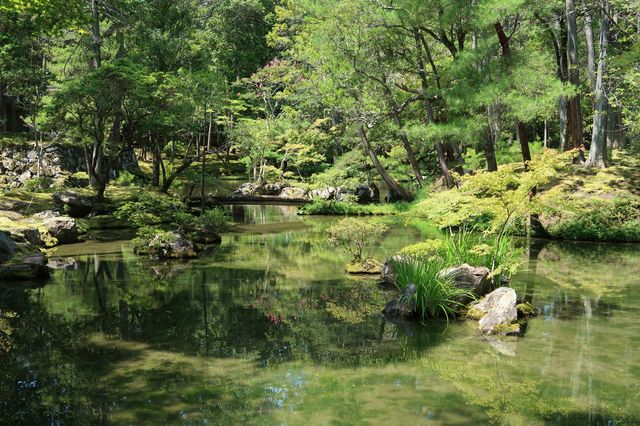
[1,206,639,425]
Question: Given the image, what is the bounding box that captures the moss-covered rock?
[345,258,383,275]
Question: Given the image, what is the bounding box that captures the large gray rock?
[233,183,258,196]
[0,231,17,262]
[52,191,94,217]
[310,187,337,200]
[148,231,197,259]
[256,182,287,196]
[8,228,42,246]
[383,283,418,318]
[472,287,518,334]
[279,186,309,200]
[438,264,493,303]
[34,210,62,220]
[354,183,380,204]
[43,217,78,245]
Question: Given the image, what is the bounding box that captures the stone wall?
[0,141,140,188]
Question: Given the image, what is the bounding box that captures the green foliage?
[23,176,52,192]
[398,240,445,262]
[115,192,189,229]
[299,199,408,216]
[414,150,571,234]
[327,218,388,261]
[198,209,229,231]
[548,197,640,242]
[391,257,475,321]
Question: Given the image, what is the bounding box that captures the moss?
[466,306,486,321]
[516,302,537,317]
[345,258,383,275]
[493,322,521,335]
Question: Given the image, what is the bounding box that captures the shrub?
[115,192,189,229]
[391,257,475,320]
[398,240,445,261]
[198,209,229,230]
[548,197,640,242]
[327,218,388,261]
[23,176,52,192]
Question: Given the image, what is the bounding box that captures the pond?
[0,205,639,425]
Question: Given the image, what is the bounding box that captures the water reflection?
[1,218,639,424]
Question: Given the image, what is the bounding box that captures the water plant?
[391,257,475,321]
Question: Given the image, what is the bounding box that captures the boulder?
[47,257,77,269]
[379,255,405,286]
[345,258,383,274]
[470,287,518,335]
[256,182,287,196]
[0,231,17,262]
[438,264,493,303]
[43,217,78,245]
[148,231,197,259]
[279,186,309,200]
[8,228,42,246]
[310,187,336,200]
[52,191,94,217]
[233,183,258,196]
[354,183,380,204]
[34,210,62,220]
[383,283,418,318]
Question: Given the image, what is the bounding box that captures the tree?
[327,218,388,261]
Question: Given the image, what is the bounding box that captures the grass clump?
[391,257,475,321]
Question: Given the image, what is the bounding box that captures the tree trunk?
[559,96,569,150]
[358,126,413,202]
[566,0,583,149]
[90,0,102,69]
[584,9,597,95]
[485,133,498,172]
[495,22,531,167]
[413,29,454,187]
[586,0,610,168]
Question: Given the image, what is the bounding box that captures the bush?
[398,240,445,261]
[199,209,229,230]
[327,218,388,261]
[23,176,52,192]
[391,257,475,320]
[548,197,640,242]
[115,192,189,229]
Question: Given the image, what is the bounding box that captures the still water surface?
[0,205,639,425]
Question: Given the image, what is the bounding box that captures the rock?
[438,264,493,303]
[43,217,79,245]
[33,210,62,220]
[233,183,258,196]
[354,183,380,204]
[256,182,287,196]
[52,191,94,217]
[148,231,197,259]
[279,186,309,200]
[8,228,42,246]
[17,170,33,184]
[379,255,405,286]
[383,283,418,318]
[47,257,77,269]
[310,187,336,200]
[471,287,518,335]
[345,258,383,274]
[0,260,50,280]
[0,231,17,262]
